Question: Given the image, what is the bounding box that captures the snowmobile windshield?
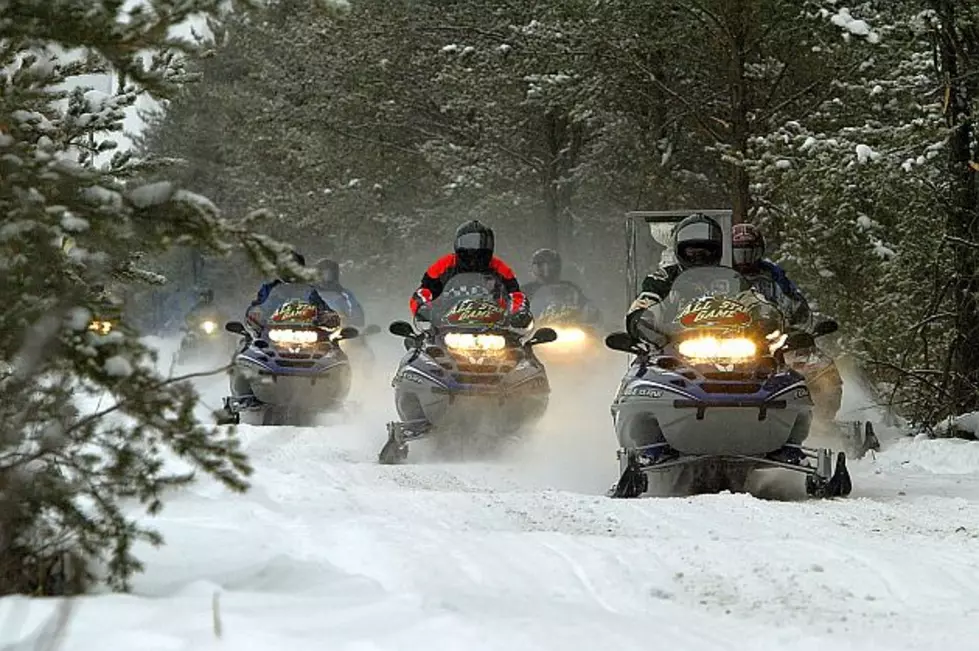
[262,282,317,314]
[530,283,588,323]
[431,272,509,332]
[646,266,787,343]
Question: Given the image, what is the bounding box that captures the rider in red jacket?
[410,220,531,327]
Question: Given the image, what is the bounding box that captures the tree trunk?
[727,0,752,224]
[542,110,580,255]
[934,0,979,415]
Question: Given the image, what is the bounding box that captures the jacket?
[410,253,527,316]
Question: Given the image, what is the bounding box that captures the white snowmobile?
[606,265,852,498]
[379,272,557,464]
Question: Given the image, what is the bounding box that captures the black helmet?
[672,213,723,268]
[198,288,214,304]
[454,220,494,271]
[316,258,341,285]
[531,248,561,284]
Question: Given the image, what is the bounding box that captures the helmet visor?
[732,246,762,268]
[534,261,556,282]
[456,231,493,251]
[679,242,721,266]
[676,222,717,241]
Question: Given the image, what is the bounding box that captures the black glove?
[510,311,532,329]
[415,303,432,323]
[317,311,341,329]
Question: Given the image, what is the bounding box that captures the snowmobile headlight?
[677,336,756,362]
[88,319,114,335]
[549,327,588,348]
[200,320,218,335]
[444,332,507,352]
[268,328,319,345]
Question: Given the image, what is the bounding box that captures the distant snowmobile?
[527,282,606,366]
[379,272,557,464]
[216,299,362,427]
[606,265,852,499]
[174,308,236,366]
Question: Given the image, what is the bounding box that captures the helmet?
[197,288,214,305]
[732,223,765,273]
[454,220,494,271]
[316,258,340,285]
[531,248,561,284]
[672,213,723,268]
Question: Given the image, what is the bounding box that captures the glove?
[412,288,434,322]
[510,310,532,329]
[245,306,264,332]
[316,310,341,329]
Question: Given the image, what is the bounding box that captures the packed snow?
[2,337,978,650]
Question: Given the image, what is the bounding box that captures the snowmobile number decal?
[676,297,751,328]
[445,299,506,325]
[271,300,318,324]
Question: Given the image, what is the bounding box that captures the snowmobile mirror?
[362,324,382,337]
[527,327,558,346]
[225,321,248,336]
[605,331,646,356]
[389,320,418,339]
[337,326,360,340]
[813,319,839,338]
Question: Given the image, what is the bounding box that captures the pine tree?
[0,0,306,594]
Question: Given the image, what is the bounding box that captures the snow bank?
[872,436,979,475]
[935,412,979,439]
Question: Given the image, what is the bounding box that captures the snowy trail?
[3,342,979,650]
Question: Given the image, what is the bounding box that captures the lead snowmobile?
[606,265,852,499]
[216,299,361,427]
[379,272,558,464]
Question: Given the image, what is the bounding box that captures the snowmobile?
[378,272,558,464]
[605,265,852,499]
[215,299,360,427]
[173,310,236,366]
[528,283,605,365]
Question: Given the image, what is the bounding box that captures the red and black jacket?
[410,253,527,315]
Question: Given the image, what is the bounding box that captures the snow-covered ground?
[3,338,979,651]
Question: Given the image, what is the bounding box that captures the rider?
[523,248,602,324]
[625,212,726,339]
[732,223,841,422]
[410,220,532,328]
[313,258,366,327]
[731,223,812,331]
[246,250,340,332]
